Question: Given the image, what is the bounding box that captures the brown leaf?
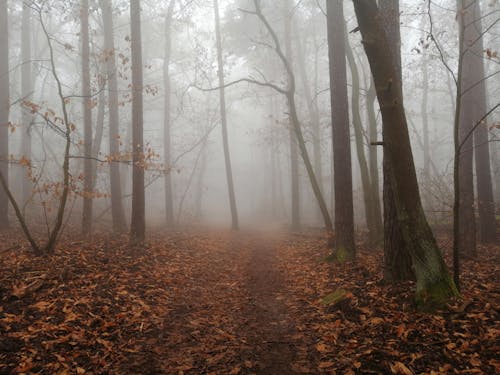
[390,361,413,375]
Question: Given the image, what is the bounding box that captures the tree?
[456,0,477,257]
[345,25,382,245]
[379,0,413,282]
[164,0,175,228]
[467,0,496,244]
[214,0,239,230]
[0,2,79,253]
[21,1,33,209]
[353,0,458,306]
[284,0,300,230]
[130,0,145,243]
[366,80,382,242]
[326,0,355,260]
[295,33,322,223]
[81,0,93,235]
[0,0,9,229]
[99,0,127,233]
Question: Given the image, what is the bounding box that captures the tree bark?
[353,0,457,306]
[0,0,9,228]
[379,0,414,282]
[99,0,127,232]
[214,0,239,230]
[326,0,355,260]
[130,0,146,243]
[81,0,93,235]
[164,0,175,228]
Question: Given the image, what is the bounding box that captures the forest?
[0,0,498,373]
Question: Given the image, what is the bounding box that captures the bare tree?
[284,0,300,230]
[21,1,33,209]
[379,0,413,282]
[468,0,496,244]
[214,0,239,230]
[81,0,93,235]
[164,0,175,228]
[0,0,9,229]
[456,0,477,257]
[345,25,382,245]
[129,0,146,243]
[99,0,127,232]
[326,0,355,260]
[353,0,458,306]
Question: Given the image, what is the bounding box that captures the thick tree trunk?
[326,0,355,260]
[164,0,175,228]
[21,2,33,209]
[81,0,93,235]
[99,0,127,232]
[0,0,9,229]
[353,0,457,305]
[214,0,239,230]
[379,0,414,282]
[130,0,146,243]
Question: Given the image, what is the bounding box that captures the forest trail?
[238,234,300,374]
[158,231,308,374]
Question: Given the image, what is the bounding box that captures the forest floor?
[0,229,498,374]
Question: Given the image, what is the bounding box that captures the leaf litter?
[0,229,498,374]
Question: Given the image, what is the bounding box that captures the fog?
[0,0,498,240]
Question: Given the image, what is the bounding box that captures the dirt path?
[239,235,299,374]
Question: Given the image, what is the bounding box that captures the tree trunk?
[469,0,496,244]
[130,0,146,243]
[81,0,93,235]
[353,0,457,306]
[295,31,322,224]
[366,80,383,242]
[0,0,10,230]
[326,0,355,260]
[21,2,33,209]
[214,0,239,230]
[91,82,105,192]
[99,0,127,232]
[0,0,9,229]
[456,0,477,257]
[164,0,175,228]
[284,0,300,231]
[421,29,431,183]
[345,26,382,245]
[379,0,414,282]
